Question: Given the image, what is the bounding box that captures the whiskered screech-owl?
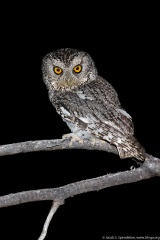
[42,48,145,161]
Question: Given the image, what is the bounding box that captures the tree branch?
[0,137,159,239]
[0,137,118,157]
[0,138,159,208]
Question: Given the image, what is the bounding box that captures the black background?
[0,3,159,240]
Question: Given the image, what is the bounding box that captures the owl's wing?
[78,106,134,138]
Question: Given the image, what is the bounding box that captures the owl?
[42,48,145,161]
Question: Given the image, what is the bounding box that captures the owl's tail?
[116,136,146,161]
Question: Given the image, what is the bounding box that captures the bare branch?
[0,137,118,157]
[0,136,159,209]
[38,200,64,240]
[0,153,159,208]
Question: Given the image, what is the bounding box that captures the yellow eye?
[54,66,63,75]
[73,64,82,73]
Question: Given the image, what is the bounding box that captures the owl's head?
[42,48,98,91]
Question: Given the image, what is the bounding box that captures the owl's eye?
[54,66,63,75]
[73,64,82,73]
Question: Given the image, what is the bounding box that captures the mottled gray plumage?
[42,48,145,161]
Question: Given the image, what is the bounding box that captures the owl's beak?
[65,79,75,87]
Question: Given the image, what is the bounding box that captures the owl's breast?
[49,89,87,127]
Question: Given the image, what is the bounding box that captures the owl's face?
[42,48,98,91]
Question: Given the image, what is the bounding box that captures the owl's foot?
[62,133,84,145]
